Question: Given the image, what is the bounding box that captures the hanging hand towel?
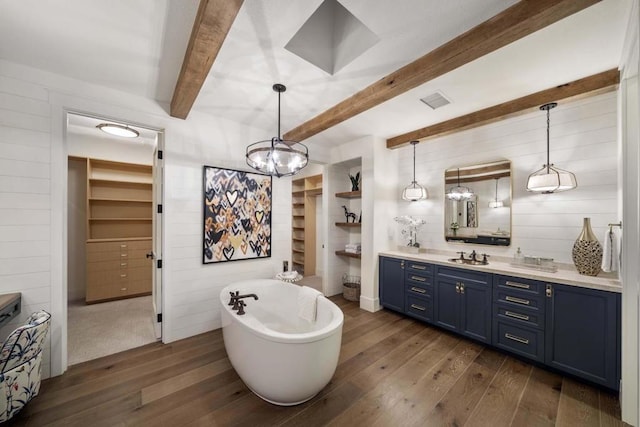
[601,228,620,273]
[298,286,322,322]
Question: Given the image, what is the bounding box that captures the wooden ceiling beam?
[283,0,600,142]
[387,68,619,149]
[170,0,244,119]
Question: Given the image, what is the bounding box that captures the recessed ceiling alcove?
[285,0,379,75]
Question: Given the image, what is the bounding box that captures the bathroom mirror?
[444,160,511,246]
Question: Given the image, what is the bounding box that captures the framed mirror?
[444,160,511,246]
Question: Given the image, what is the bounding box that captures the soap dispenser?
[514,247,523,263]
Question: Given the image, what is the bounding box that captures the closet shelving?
[85,158,153,303]
[291,174,322,276]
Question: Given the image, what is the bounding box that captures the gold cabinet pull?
[121,254,128,258]
[505,281,530,290]
[505,296,530,305]
[410,276,426,282]
[120,274,127,278]
[410,304,426,312]
[505,311,530,321]
[410,287,426,294]
[120,287,127,291]
[120,263,127,267]
[505,333,529,345]
[120,244,128,248]
[411,265,426,270]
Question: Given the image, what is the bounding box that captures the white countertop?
[379,250,622,293]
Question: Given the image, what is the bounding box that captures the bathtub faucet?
[231,293,259,314]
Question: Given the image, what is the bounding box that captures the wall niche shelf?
[335,250,361,259]
[335,190,361,199]
[335,222,361,227]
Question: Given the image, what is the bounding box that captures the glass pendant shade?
[488,178,504,208]
[446,168,474,200]
[526,102,577,193]
[246,84,308,178]
[402,141,428,201]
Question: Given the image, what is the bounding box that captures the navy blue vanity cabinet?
[404,260,434,322]
[492,275,546,362]
[379,256,405,312]
[545,283,621,390]
[435,266,492,344]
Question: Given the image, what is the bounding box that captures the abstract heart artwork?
[203,166,272,264]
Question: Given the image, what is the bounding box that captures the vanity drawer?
[493,320,544,362]
[494,304,544,330]
[436,265,489,285]
[494,288,544,313]
[405,261,432,275]
[405,295,433,322]
[494,275,545,297]
[406,280,432,297]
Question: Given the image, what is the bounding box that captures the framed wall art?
[203,166,272,264]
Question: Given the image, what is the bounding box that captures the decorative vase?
[572,217,603,276]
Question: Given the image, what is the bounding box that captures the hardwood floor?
[8,296,625,426]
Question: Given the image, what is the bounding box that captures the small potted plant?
[349,172,360,192]
[395,215,427,253]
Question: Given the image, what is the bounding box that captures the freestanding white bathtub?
[220,279,344,406]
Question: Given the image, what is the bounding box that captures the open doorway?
[65,112,163,365]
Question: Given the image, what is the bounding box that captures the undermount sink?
[448,258,488,266]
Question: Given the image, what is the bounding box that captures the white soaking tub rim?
[220,280,344,344]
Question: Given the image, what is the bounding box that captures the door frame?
[59,108,165,373]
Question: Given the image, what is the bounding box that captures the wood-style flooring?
[8,296,625,426]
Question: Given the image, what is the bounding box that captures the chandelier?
[246,84,308,177]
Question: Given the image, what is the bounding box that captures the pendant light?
[446,168,474,200]
[526,102,577,193]
[246,84,309,178]
[488,177,504,208]
[402,140,428,201]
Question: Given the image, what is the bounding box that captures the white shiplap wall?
[0,73,52,377]
[0,59,293,376]
[395,91,619,264]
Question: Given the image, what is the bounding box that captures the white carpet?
[68,296,157,366]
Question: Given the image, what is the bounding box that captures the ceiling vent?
[285,0,379,75]
[420,91,451,110]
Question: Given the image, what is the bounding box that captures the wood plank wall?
[396,91,618,263]
[0,71,52,377]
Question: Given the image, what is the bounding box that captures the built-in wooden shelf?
[89,197,152,203]
[292,227,305,231]
[335,250,361,259]
[292,190,305,197]
[306,188,322,196]
[293,215,304,218]
[292,248,304,254]
[335,222,361,227]
[89,178,152,186]
[292,203,304,207]
[87,237,152,243]
[335,190,361,199]
[292,237,304,242]
[89,218,152,221]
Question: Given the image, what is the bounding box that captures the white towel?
[601,228,620,273]
[298,286,322,322]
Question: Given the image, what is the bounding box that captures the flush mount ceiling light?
[488,178,504,208]
[96,123,139,138]
[447,168,474,201]
[402,141,428,201]
[526,102,577,193]
[246,84,308,178]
